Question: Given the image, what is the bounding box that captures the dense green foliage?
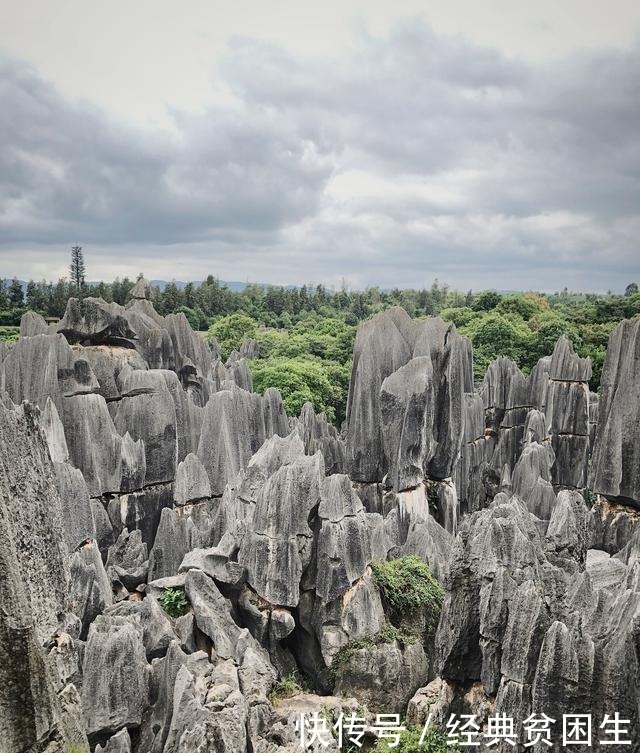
[2,270,638,422]
[371,556,444,630]
[374,725,459,753]
[159,587,188,618]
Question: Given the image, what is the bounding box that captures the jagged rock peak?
[174,452,211,505]
[347,307,471,485]
[59,297,138,347]
[549,335,592,382]
[129,276,152,300]
[19,309,49,337]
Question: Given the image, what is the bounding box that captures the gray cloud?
[0,20,639,290]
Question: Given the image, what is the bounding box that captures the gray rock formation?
[59,297,139,347]
[0,402,73,752]
[239,453,324,606]
[545,336,591,488]
[20,309,49,337]
[174,452,212,505]
[590,317,640,508]
[347,308,470,488]
[198,385,287,496]
[315,474,377,602]
[296,402,346,475]
[81,614,150,742]
[4,293,640,752]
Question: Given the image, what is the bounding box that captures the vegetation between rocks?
[159,587,189,618]
[371,556,444,631]
[329,624,419,681]
[373,725,459,753]
[268,672,305,704]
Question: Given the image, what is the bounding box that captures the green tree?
[461,311,533,379]
[472,290,501,311]
[251,357,339,421]
[625,282,638,296]
[208,313,258,360]
[8,278,24,307]
[69,246,85,291]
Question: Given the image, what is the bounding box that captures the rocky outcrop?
[239,453,324,606]
[4,295,640,752]
[20,309,49,337]
[197,385,287,496]
[81,614,150,742]
[433,490,639,749]
[347,308,471,496]
[546,336,591,489]
[0,401,73,752]
[296,402,346,475]
[590,317,640,508]
[59,297,139,347]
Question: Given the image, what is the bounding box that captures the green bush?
[0,326,19,343]
[159,587,188,618]
[374,725,459,753]
[268,672,304,704]
[371,556,444,628]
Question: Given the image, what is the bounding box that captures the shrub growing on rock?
[159,587,188,618]
[371,555,444,629]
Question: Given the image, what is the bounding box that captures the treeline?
[1,275,638,425]
[0,275,466,326]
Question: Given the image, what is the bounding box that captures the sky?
[1,0,639,292]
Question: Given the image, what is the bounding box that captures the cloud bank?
[1,21,639,290]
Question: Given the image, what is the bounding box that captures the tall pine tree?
[70,246,86,291]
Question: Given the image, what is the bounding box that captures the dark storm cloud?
[0,21,639,289]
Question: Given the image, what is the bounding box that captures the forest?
[1,273,639,425]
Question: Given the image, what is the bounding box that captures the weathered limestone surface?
[590,317,640,508]
[347,308,471,490]
[4,295,640,751]
[0,402,72,752]
[239,453,324,606]
[545,336,591,488]
[59,297,138,346]
[81,614,150,741]
[197,385,287,496]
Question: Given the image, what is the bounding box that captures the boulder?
[81,614,150,741]
[59,297,138,347]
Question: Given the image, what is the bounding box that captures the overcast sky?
[1,0,639,291]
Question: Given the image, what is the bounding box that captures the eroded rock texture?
[1,297,638,752]
[590,317,640,508]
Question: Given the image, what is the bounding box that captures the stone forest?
[1,276,639,753]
